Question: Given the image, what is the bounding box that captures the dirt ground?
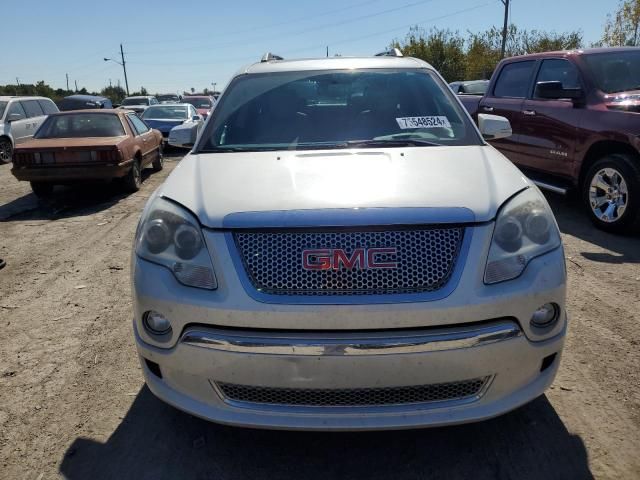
[1,153,639,480]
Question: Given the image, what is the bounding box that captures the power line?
[124,0,385,47]
[127,0,438,56]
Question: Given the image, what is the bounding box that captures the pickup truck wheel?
[30,181,54,197]
[583,154,640,233]
[0,138,12,164]
[122,159,142,193]
[152,144,164,172]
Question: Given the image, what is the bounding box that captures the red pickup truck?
[460,47,640,233]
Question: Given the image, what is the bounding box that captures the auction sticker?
[396,116,451,129]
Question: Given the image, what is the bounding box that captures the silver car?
[118,95,159,116]
[0,96,59,163]
[131,51,567,430]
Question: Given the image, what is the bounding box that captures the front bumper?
[136,317,565,430]
[132,223,568,430]
[11,159,133,182]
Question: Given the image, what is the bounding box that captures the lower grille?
[215,377,490,408]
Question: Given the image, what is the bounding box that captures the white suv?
[131,51,567,430]
[0,96,59,163]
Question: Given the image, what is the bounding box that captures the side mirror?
[478,114,512,140]
[168,123,197,148]
[535,81,583,100]
[192,115,202,121]
[7,113,25,122]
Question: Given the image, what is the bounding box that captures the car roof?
[237,56,433,76]
[146,103,188,107]
[46,109,125,116]
[64,94,109,101]
[124,95,154,99]
[0,96,53,102]
[507,46,640,61]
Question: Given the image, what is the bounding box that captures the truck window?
[493,61,536,98]
[534,59,580,97]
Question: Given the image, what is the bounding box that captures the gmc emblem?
[302,248,398,270]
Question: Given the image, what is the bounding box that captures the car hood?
[158,145,530,228]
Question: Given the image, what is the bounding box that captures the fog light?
[530,303,559,327]
[143,310,172,334]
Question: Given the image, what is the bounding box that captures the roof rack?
[261,52,284,62]
[374,48,403,58]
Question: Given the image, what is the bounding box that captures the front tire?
[583,154,640,234]
[30,181,54,197]
[0,138,12,164]
[152,144,164,172]
[122,159,142,192]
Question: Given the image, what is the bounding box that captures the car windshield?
[142,106,188,119]
[583,51,640,93]
[35,113,126,138]
[157,95,179,102]
[0,101,7,119]
[183,97,212,108]
[199,69,481,152]
[121,98,148,106]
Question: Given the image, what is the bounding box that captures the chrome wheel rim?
[134,161,141,186]
[0,141,11,163]
[589,167,628,223]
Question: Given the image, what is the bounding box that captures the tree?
[100,85,127,104]
[391,27,466,82]
[599,0,640,46]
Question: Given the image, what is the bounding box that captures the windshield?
[142,105,188,119]
[583,51,640,93]
[121,98,148,106]
[183,97,212,109]
[198,69,481,152]
[0,101,7,119]
[35,113,125,138]
[157,94,179,102]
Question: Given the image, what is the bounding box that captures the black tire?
[122,158,142,193]
[583,153,640,234]
[0,138,12,164]
[152,144,164,172]
[30,181,54,197]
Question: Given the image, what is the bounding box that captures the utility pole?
[326,46,329,58]
[66,73,69,91]
[75,80,78,92]
[120,44,130,96]
[500,0,510,59]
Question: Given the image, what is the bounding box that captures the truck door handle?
[522,110,536,116]
[482,106,494,112]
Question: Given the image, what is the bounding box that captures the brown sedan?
[11,109,163,196]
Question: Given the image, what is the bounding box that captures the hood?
[159,145,530,228]
[143,118,185,132]
[604,90,640,112]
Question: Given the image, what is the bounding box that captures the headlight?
[135,197,217,289]
[485,188,561,284]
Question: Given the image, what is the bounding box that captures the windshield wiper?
[342,139,442,148]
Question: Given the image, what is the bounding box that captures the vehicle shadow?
[59,386,592,480]
[0,171,152,222]
[544,191,639,264]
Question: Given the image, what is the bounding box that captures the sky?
[2,0,618,95]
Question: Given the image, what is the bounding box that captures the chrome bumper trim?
[180,321,522,356]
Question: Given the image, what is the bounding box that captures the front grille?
[216,377,489,407]
[234,228,464,296]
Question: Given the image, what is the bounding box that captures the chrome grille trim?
[181,321,522,356]
[215,377,492,408]
[233,227,465,296]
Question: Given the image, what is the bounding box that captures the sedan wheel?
[122,159,142,193]
[152,144,164,172]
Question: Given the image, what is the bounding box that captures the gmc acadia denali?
[461,47,640,233]
[131,51,567,430]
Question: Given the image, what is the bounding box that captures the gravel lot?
[1,153,639,480]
